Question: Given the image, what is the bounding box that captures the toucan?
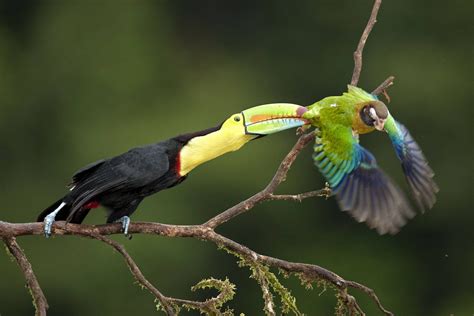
[38,103,308,237]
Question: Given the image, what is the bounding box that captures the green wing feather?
[313,124,415,234]
[306,85,375,112]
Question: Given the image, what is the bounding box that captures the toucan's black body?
[37,127,219,225]
[37,103,308,236]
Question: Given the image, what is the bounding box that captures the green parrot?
[302,86,438,234]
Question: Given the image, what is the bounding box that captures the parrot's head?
[359,100,389,131]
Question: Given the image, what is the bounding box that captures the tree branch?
[0,1,398,314]
[0,219,393,315]
[0,80,396,315]
[2,237,49,316]
[371,75,395,98]
[82,233,177,315]
[351,0,383,86]
[269,189,331,202]
[0,123,392,315]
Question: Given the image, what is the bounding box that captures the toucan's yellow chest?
[177,129,254,176]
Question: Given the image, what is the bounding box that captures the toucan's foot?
[42,201,66,238]
[43,213,56,238]
[116,216,131,238]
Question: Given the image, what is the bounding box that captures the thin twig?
[269,189,331,202]
[346,281,395,316]
[77,232,177,315]
[2,237,48,316]
[351,0,383,86]
[371,75,395,96]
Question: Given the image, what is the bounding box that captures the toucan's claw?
[116,216,131,238]
[43,213,56,238]
[43,202,66,238]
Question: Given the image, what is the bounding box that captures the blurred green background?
[0,1,471,315]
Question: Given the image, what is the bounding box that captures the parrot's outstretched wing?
[384,117,439,211]
[313,125,415,234]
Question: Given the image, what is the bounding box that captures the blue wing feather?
[386,120,439,211]
[313,130,415,234]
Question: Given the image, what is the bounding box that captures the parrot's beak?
[242,103,309,135]
[374,118,386,131]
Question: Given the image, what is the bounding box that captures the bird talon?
[44,214,55,238]
[44,230,51,238]
[116,216,131,236]
[322,182,332,199]
[42,202,66,238]
[296,126,305,135]
[296,125,312,136]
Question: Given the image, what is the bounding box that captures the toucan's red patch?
[84,201,100,209]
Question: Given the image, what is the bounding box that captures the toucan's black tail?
[37,197,91,224]
[37,197,71,222]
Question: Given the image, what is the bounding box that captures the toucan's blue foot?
[44,213,55,238]
[43,202,66,238]
[116,216,131,238]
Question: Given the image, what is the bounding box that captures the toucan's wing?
[68,143,170,216]
[384,117,439,211]
[313,125,415,234]
[71,159,107,185]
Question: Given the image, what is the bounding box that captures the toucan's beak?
[242,103,309,135]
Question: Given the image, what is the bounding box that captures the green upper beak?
[242,103,309,135]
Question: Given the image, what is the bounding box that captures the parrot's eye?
[360,106,376,127]
[233,116,241,122]
[369,107,378,120]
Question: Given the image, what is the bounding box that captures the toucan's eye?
[233,116,241,122]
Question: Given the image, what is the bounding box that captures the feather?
[385,118,439,211]
[313,122,416,234]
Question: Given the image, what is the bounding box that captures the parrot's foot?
[43,202,66,238]
[296,124,312,135]
[321,182,332,199]
[116,216,131,239]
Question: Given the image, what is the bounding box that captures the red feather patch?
[84,201,100,209]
